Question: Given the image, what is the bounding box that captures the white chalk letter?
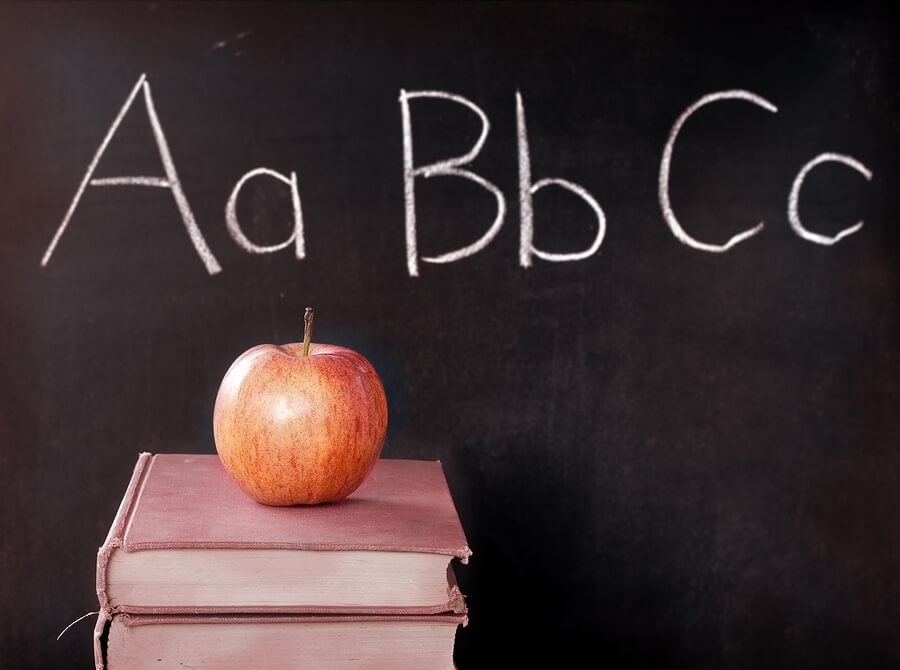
[226,168,304,257]
[517,90,605,268]
[41,74,221,274]
[399,89,506,277]
[659,89,778,252]
[788,152,872,245]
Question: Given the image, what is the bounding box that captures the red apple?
[213,308,388,505]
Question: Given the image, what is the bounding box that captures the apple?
[213,308,388,505]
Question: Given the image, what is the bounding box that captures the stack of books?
[93,453,471,669]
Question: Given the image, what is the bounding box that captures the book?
[96,453,471,616]
[95,611,467,670]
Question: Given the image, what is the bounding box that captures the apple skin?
[212,342,388,505]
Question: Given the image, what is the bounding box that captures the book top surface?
[104,453,471,560]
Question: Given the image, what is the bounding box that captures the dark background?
[1,2,898,668]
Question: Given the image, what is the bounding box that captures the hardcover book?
[96,453,471,616]
[97,612,467,670]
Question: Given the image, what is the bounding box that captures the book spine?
[447,581,467,614]
[436,463,473,564]
[93,609,110,670]
[96,452,153,614]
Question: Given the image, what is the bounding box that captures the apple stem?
[302,307,314,357]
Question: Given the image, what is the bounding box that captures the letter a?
[41,74,222,274]
[225,167,305,258]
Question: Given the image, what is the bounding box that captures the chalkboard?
[1,2,898,668]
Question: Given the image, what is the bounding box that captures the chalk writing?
[399,89,505,277]
[788,153,872,245]
[659,90,777,252]
[41,77,874,277]
[516,90,605,267]
[400,89,605,276]
[225,167,305,258]
[41,74,222,275]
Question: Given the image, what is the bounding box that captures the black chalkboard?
[2,2,898,668]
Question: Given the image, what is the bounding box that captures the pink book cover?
[95,452,471,614]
